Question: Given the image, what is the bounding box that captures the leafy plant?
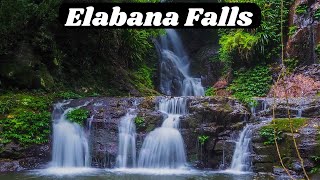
[260,118,307,145]
[284,58,299,72]
[219,30,259,62]
[0,111,51,144]
[228,66,272,105]
[259,127,283,145]
[316,44,320,55]
[218,0,294,68]
[198,135,209,145]
[205,87,216,96]
[0,98,14,114]
[288,26,298,36]
[58,91,82,99]
[315,8,320,20]
[66,108,89,125]
[296,4,308,15]
[310,156,320,174]
[134,116,145,127]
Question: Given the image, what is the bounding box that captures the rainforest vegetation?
[1,2,320,178]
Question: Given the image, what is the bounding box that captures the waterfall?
[116,109,137,168]
[297,108,303,118]
[158,29,204,96]
[51,101,90,167]
[138,97,187,169]
[229,125,253,172]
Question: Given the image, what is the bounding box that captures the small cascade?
[116,109,137,168]
[158,29,204,96]
[51,101,90,167]
[261,99,268,111]
[229,125,253,172]
[297,108,303,118]
[138,97,187,169]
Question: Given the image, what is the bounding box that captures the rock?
[0,143,50,172]
[72,96,250,169]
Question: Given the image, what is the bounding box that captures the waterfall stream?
[158,29,204,96]
[228,125,253,172]
[51,101,90,168]
[137,97,187,169]
[116,109,137,168]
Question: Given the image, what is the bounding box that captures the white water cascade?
[116,109,137,168]
[51,101,90,167]
[158,29,204,96]
[229,125,253,172]
[138,97,187,168]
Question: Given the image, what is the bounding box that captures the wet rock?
[78,96,250,169]
[0,143,50,172]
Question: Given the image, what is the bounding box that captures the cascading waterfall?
[138,97,187,169]
[116,109,137,168]
[51,101,90,168]
[229,125,253,172]
[158,29,204,96]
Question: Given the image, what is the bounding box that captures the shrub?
[205,87,216,96]
[0,111,51,144]
[228,66,272,105]
[259,127,283,145]
[296,4,308,15]
[288,26,298,36]
[259,118,307,145]
[283,58,298,72]
[316,44,320,55]
[134,116,145,127]
[315,8,320,20]
[58,91,82,99]
[66,108,89,125]
[198,135,209,145]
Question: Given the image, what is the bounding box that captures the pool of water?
[0,168,274,180]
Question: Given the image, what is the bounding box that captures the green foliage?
[284,58,299,72]
[124,29,165,64]
[134,116,145,127]
[316,44,320,55]
[66,108,89,125]
[131,65,159,96]
[228,66,272,105]
[198,135,209,145]
[259,127,283,145]
[133,65,154,89]
[1,111,51,144]
[260,118,307,145]
[219,0,294,68]
[219,30,259,62]
[0,92,54,145]
[315,8,320,20]
[296,4,308,15]
[205,87,216,96]
[288,26,298,36]
[0,98,14,114]
[0,0,61,54]
[58,92,82,99]
[310,156,320,174]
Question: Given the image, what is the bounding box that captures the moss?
[261,118,307,132]
[66,108,89,125]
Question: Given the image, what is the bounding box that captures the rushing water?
[51,101,90,168]
[138,97,187,168]
[228,125,253,172]
[0,169,265,180]
[158,29,204,96]
[116,109,137,168]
